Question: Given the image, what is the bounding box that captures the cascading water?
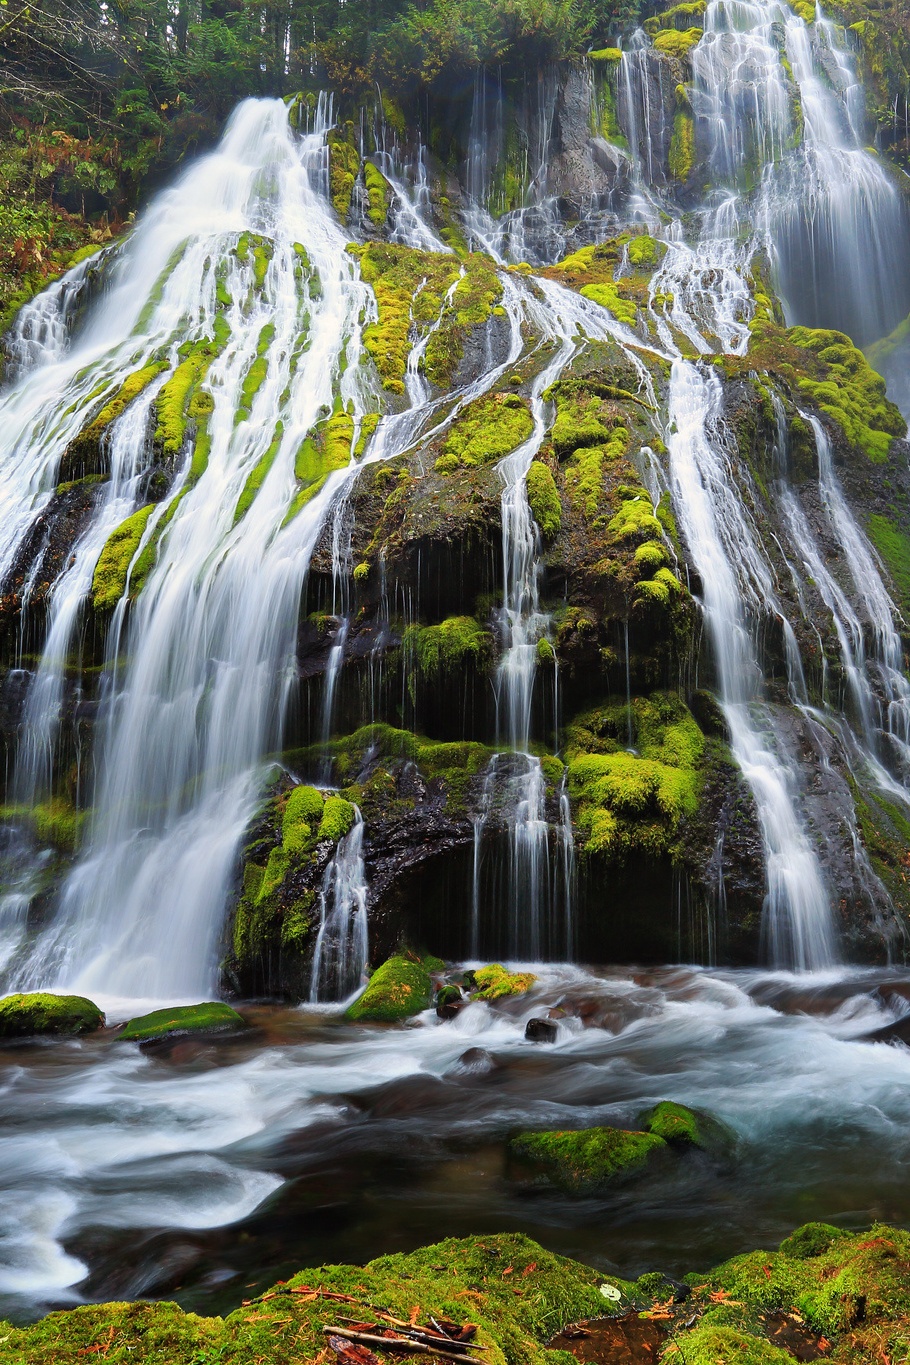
[309,807,369,1001]
[666,360,835,969]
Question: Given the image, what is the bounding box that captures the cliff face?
[1,0,910,1000]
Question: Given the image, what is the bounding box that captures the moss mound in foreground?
[510,1126,667,1193]
[0,992,104,1037]
[0,1232,609,1365]
[119,1002,246,1041]
[6,1224,910,1362]
[345,954,434,1022]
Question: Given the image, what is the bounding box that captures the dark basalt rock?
[525,1018,558,1043]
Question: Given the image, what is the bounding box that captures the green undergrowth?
[669,102,696,181]
[0,1232,612,1365]
[0,992,104,1038]
[119,1002,246,1041]
[346,953,438,1022]
[435,391,533,473]
[92,503,156,611]
[471,963,537,1000]
[566,693,705,863]
[511,1126,667,1194]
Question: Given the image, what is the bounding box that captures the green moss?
[0,992,103,1037]
[92,504,156,611]
[119,1002,246,1042]
[666,1326,793,1363]
[472,964,537,1000]
[317,795,356,843]
[154,354,207,457]
[608,490,662,539]
[566,694,705,863]
[644,0,706,32]
[363,160,393,226]
[0,1232,615,1365]
[356,241,461,393]
[778,1223,850,1259]
[588,46,623,61]
[64,361,168,473]
[327,130,360,218]
[346,954,434,1022]
[404,616,492,677]
[641,1100,732,1150]
[526,461,562,538]
[579,281,638,325]
[784,327,905,462]
[436,392,533,471]
[283,409,355,525]
[235,323,276,424]
[866,512,910,614]
[233,422,284,523]
[669,106,696,181]
[652,25,703,55]
[627,234,665,268]
[511,1127,667,1193]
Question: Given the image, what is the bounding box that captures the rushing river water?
[2,963,910,1321]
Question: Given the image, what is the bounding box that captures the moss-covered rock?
[566,694,705,863]
[472,963,537,1000]
[434,391,533,473]
[641,1100,732,1151]
[403,615,492,678]
[346,953,435,1022]
[526,460,562,539]
[0,1232,614,1365]
[510,1126,667,1193]
[0,991,104,1037]
[92,504,156,611]
[119,1001,246,1041]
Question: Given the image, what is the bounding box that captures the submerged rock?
[510,1126,667,1193]
[119,1002,246,1041]
[525,1018,559,1043]
[345,954,433,1023]
[0,991,104,1037]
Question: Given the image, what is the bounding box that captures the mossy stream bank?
[4,1222,910,1364]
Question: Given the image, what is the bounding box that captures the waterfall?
[666,359,835,970]
[309,807,369,1001]
[690,0,910,343]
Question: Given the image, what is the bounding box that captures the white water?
[3,963,910,1315]
[667,360,835,970]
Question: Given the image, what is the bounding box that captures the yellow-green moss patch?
[472,963,537,1000]
[92,504,156,611]
[435,392,533,472]
[346,954,434,1022]
[511,1126,667,1193]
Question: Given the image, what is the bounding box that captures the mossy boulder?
[345,954,434,1022]
[471,963,537,1000]
[0,992,104,1037]
[119,1001,246,1042]
[640,1100,733,1152]
[510,1126,667,1193]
